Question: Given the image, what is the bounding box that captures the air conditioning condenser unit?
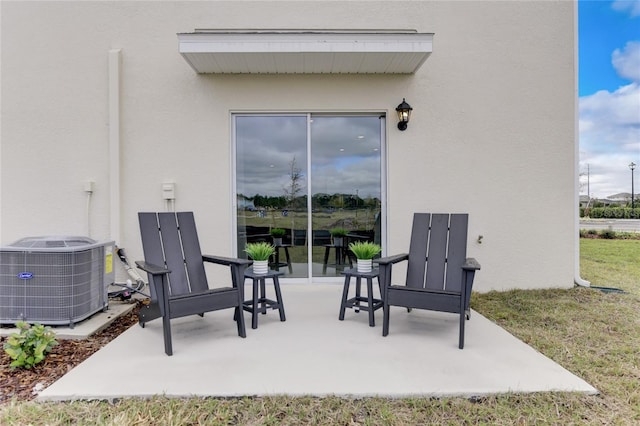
[0,236,115,326]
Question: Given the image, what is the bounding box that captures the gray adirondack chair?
[377,213,480,349]
[136,212,251,356]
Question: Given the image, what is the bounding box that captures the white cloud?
[612,41,640,81]
[612,0,640,18]
[579,83,640,198]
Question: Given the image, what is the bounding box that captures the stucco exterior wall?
[0,1,577,290]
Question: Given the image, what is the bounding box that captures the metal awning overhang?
[177,30,434,74]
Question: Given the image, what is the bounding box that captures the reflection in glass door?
[235,115,309,279]
[234,114,383,281]
[310,116,382,279]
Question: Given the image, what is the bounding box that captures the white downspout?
[109,49,122,244]
[573,3,590,287]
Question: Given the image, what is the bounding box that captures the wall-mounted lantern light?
[395,98,412,131]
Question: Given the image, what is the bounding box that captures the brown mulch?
[0,302,141,404]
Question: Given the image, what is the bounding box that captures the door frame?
[231,112,387,284]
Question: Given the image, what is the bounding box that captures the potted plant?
[330,227,348,247]
[244,242,275,275]
[270,228,286,246]
[348,241,381,273]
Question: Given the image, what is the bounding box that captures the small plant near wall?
[330,228,348,238]
[244,242,275,261]
[330,227,348,246]
[348,241,381,260]
[349,241,382,273]
[244,242,275,275]
[270,228,286,246]
[3,321,58,369]
[270,228,286,238]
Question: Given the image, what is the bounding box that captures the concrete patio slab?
[37,284,597,401]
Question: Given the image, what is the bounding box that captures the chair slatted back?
[139,212,209,297]
[406,213,468,293]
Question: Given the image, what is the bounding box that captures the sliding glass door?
[234,114,384,282]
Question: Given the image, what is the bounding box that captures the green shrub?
[580,229,598,238]
[3,321,58,369]
[580,229,640,240]
[614,231,640,239]
[599,229,617,239]
[586,207,640,219]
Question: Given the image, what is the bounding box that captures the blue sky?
[579,0,640,198]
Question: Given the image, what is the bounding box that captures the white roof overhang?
[177,30,434,74]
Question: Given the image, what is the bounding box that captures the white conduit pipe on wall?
[84,180,95,237]
[85,191,92,237]
[109,49,122,244]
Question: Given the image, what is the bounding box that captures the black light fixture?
[395,98,412,131]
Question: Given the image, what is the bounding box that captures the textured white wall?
[0,1,576,290]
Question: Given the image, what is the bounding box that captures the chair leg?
[382,301,390,336]
[162,315,173,356]
[323,246,330,270]
[157,276,173,356]
[235,306,246,338]
[284,247,292,274]
[459,292,467,349]
[339,274,350,321]
[458,309,465,349]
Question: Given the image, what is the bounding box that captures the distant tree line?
[241,157,381,211]
[239,193,380,211]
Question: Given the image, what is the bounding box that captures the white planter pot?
[253,260,269,275]
[357,259,372,273]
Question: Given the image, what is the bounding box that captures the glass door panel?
[235,115,309,278]
[310,116,382,278]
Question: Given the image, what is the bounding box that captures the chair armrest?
[374,253,409,265]
[463,258,481,271]
[135,261,170,276]
[203,255,251,294]
[202,255,253,267]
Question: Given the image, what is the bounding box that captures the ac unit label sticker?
[105,253,113,274]
[18,272,34,280]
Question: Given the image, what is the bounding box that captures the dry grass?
[1,239,639,425]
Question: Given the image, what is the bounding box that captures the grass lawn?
[1,239,638,424]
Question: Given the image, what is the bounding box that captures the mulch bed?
[0,302,141,404]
